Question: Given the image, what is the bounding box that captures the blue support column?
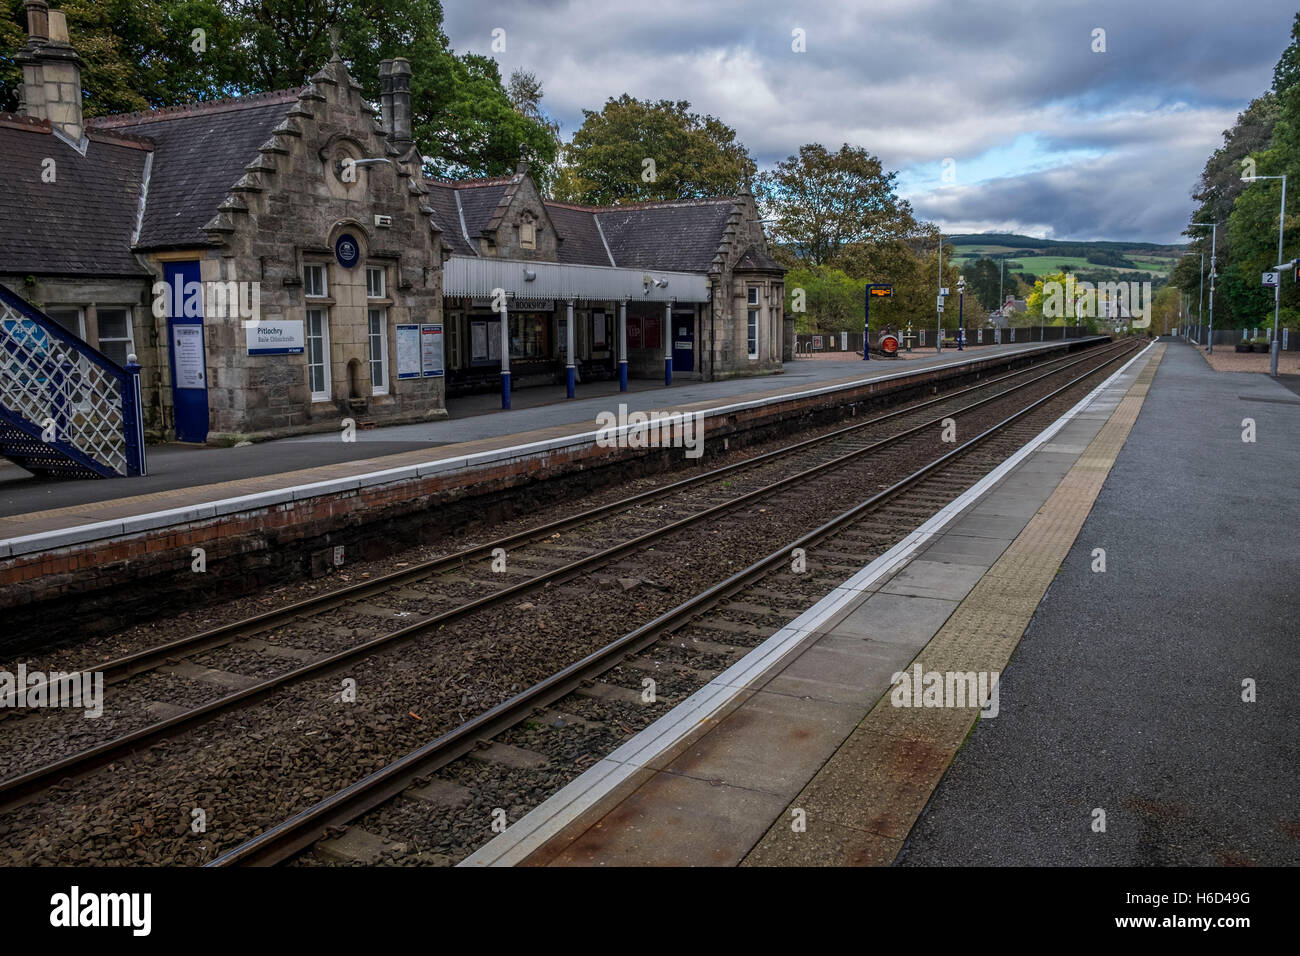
[123,356,147,476]
[565,299,576,399]
[664,301,672,386]
[499,303,511,410]
[618,300,629,392]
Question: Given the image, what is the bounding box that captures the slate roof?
[0,115,152,276]
[454,182,508,242]
[595,200,736,273]
[734,243,784,273]
[545,202,614,266]
[423,184,472,255]
[89,90,299,250]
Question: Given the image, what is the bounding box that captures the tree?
[782,266,861,334]
[1274,11,1300,98]
[0,0,240,116]
[964,257,1005,311]
[551,95,755,205]
[756,143,917,267]
[835,228,962,335]
[0,0,557,181]
[506,69,561,192]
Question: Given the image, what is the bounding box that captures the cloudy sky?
[443,0,1297,244]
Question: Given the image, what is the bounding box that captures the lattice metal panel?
[0,299,127,476]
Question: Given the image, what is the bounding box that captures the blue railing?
[0,283,146,478]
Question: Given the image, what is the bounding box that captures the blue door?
[672,310,695,373]
[164,260,209,442]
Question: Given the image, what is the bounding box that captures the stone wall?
[150,54,447,441]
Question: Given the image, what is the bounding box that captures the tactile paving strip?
[742,345,1166,866]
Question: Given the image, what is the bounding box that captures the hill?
[946,233,1186,279]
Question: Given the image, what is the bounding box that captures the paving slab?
[897,340,1300,866]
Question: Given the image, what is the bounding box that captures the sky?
[442,0,1298,245]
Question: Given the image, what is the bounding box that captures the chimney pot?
[389,57,413,155]
[47,8,69,45]
[25,0,49,43]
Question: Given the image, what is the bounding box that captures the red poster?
[627,316,643,349]
[644,316,661,350]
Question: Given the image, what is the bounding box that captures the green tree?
[551,95,755,205]
[782,266,861,334]
[756,143,917,266]
[1,0,557,181]
[963,257,1005,311]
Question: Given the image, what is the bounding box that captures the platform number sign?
[1262,271,1279,288]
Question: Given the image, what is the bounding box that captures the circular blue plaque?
[335,233,360,269]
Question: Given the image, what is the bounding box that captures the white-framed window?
[367,306,388,395]
[366,265,385,299]
[304,263,327,298]
[747,287,759,307]
[747,308,759,359]
[45,307,84,338]
[306,307,331,400]
[41,307,91,409]
[96,307,135,366]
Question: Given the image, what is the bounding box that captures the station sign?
[246,320,304,355]
[1262,271,1279,287]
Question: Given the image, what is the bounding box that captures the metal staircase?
[0,284,146,478]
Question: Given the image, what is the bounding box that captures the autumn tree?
[552,95,755,205]
[756,143,918,267]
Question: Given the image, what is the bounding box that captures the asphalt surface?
[896,340,1300,865]
[0,342,1058,517]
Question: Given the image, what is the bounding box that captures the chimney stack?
[388,57,413,155]
[17,1,85,143]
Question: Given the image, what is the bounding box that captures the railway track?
[0,340,1138,864]
[204,338,1144,867]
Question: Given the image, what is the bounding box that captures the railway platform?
[0,340,1096,627]
[463,337,1297,867]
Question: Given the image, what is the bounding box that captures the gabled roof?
[89,90,299,250]
[594,199,736,273]
[545,202,614,266]
[734,243,784,273]
[423,178,513,256]
[0,115,152,276]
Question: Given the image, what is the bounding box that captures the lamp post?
[957,275,966,350]
[1197,251,1204,326]
[936,234,944,354]
[1190,219,1221,354]
[1241,174,1286,376]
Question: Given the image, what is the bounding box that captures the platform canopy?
[442,255,710,304]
